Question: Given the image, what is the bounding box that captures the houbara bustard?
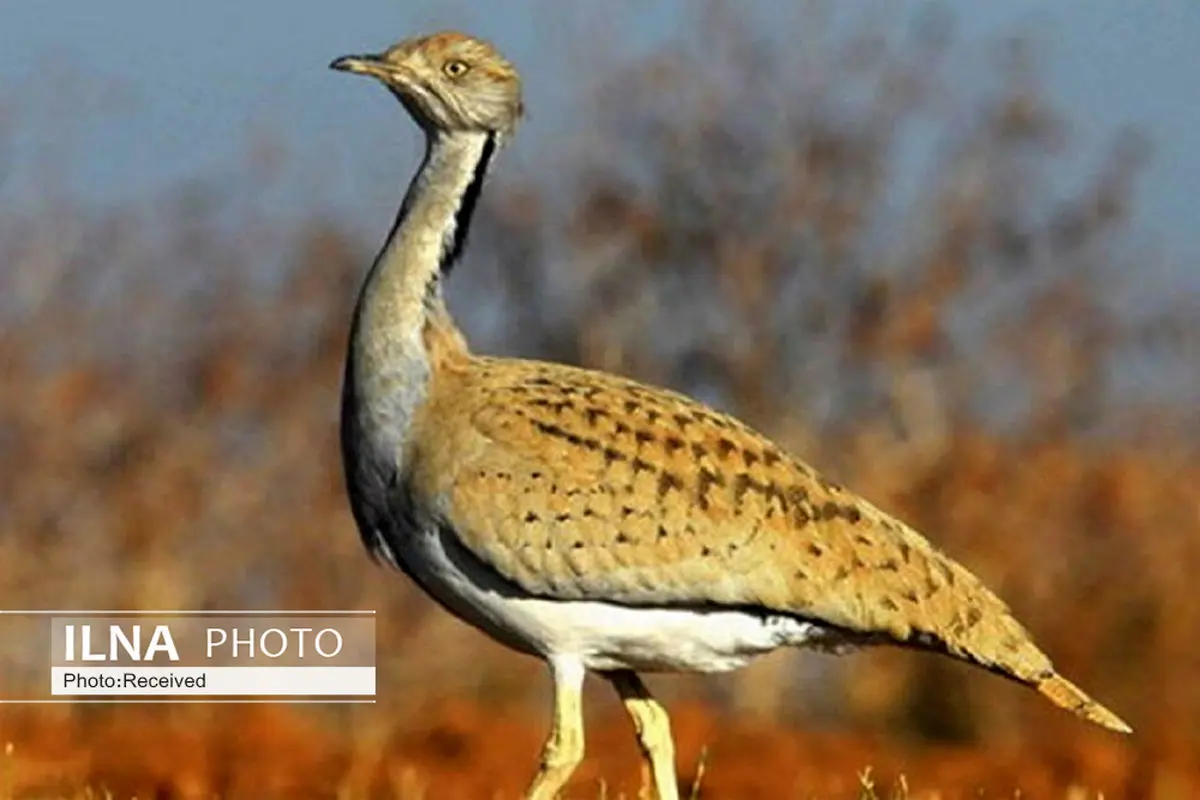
[332,31,1129,800]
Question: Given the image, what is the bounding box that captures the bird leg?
[527,657,586,800]
[607,671,679,800]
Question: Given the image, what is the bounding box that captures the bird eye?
[443,60,470,78]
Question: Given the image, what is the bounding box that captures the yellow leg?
[527,657,586,800]
[607,671,679,800]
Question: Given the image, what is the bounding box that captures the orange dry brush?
[0,705,1176,796]
[1,8,1198,800]
[0,701,1165,798]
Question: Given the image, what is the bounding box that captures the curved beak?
[330,54,388,78]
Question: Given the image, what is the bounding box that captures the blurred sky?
[2,1,1198,276]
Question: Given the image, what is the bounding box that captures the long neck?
[345,128,496,443]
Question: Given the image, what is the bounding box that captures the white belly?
[386,525,825,673]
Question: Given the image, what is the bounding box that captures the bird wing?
[423,357,1048,680]
[421,357,1134,733]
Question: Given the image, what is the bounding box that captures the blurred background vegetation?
[1,3,1197,798]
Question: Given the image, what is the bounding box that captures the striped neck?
[381,128,496,306]
[345,128,496,430]
[439,131,496,275]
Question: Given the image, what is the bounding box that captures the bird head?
[331,31,524,140]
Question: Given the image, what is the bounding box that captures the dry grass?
[1,7,1197,799]
[0,702,1157,799]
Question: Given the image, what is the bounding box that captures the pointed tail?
[1036,673,1132,733]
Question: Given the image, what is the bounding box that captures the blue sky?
[2,1,1198,276]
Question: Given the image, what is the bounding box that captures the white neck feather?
[343,128,495,454]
